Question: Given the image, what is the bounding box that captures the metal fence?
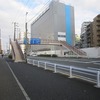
[27,58,100,88]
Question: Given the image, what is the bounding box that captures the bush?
[38,54,57,57]
[52,54,57,57]
[8,54,12,59]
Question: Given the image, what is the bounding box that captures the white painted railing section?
[27,59,100,88]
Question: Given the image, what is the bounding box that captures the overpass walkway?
[19,39,87,57]
[4,57,100,100]
[10,39,25,62]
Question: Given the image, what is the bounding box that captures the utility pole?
[25,12,28,40]
[14,22,16,41]
[9,35,11,54]
[25,12,28,60]
[13,22,19,41]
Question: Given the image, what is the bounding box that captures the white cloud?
[0,0,100,51]
[0,0,46,51]
[61,0,100,34]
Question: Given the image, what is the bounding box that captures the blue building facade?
[65,5,75,46]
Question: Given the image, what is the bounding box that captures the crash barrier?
[27,58,100,88]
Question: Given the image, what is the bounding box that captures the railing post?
[29,59,31,64]
[31,60,32,64]
[27,59,29,64]
[95,71,100,88]
[33,60,34,65]
[44,62,46,70]
[69,66,73,78]
[27,59,28,63]
[54,64,57,73]
[38,61,39,67]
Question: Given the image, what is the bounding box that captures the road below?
[6,57,100,100]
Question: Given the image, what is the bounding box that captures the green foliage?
[52,54,58,57]
[8,54,12,59]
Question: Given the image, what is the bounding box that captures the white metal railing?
[27,58,100,88]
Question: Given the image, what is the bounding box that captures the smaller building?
[80,22,91,48]
[81,22,91,35]
[86,23,93,47]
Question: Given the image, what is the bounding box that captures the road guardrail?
[27,58,100,88]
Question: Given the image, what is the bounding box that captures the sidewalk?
[0,57,26,100]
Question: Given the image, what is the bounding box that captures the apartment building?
[92,14,100,46]
[80,22,91,48]
[80,14,100,48]
[86,22,93,47]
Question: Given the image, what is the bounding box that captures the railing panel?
[27,58,100,88]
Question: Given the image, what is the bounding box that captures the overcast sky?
[0,0,100,51]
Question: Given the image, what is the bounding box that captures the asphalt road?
[6,57,100,100]
[0,57,26,100]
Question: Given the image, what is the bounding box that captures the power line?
[27,0,51,23]
[11,0,52,34]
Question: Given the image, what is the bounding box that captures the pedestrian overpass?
[20,39,87,56]
[10,38,87,62]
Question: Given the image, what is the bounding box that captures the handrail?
[15,39,24,60]
[60,41,87,56]
[65,41,86,56]
[41,40,87,56]
[10,40,16,60]
[27,58,100,88]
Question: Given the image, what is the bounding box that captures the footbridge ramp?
[60,41,87,56]
[10,40,25,62]
[41,39,87,57]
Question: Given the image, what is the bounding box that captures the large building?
[80,14,100,48]
[31,0,75,51]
